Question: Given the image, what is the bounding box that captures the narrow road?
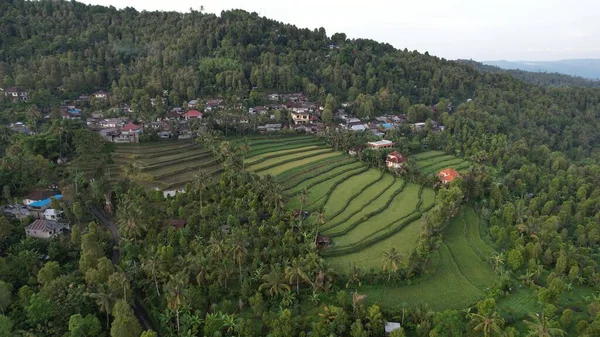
[90,205,160,336]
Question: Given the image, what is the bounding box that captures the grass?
[327,218,422,273]
[286,166,366,210]
[413,151,471,175]
[443,208,496,290]
[246,145,323,162]
[262,152,341,176]
[357,243,486,311]
[422,158,470,175]
[323,169,383,218]
[247,140,323,157]
[280,157,355,189]
[111,140,219,190]
[331,183,421,247]
[419,188,436,211]
[321,175,395,232]
[286,162,365,195]
[323,179,404,235]
[463,208,497,260]
[416,155,457,168]
[248,148,333,171]
[412,150,446,160]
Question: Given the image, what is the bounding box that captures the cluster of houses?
[1,189,70,239]
[358,140,460,184]
[1,87,29,101]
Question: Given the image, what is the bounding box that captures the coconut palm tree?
[259,270,290,297]
[381,248,403,280]
[352,291,367,313]
[142,254,162,296]
[88,284,114,331]
[346,263,362,288]
[191,169,211,211]
[239,138,250,170]
[523,313,566,337]
[231,238,247,283]
[165,272,188,334]
[207,237,225,262]
[284,259,311,294]
[299,188,309,214]
[116,196,143,239]
[469,311,504,337]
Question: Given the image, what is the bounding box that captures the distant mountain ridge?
[483,59,600,80]
[459,60,600,88]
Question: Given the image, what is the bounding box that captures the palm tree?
[259,271,290,297]
[523,313,566,337]
[231,238,247,283]
[239,138,250,170]
[116,196,143,239]
[352,291,367,313]
[284,259,311,294]
[299,188,309,215]
[469,311,504,337]
[381,248,403,280]
[207,237,225,262]
[142,254,162,296]
[165,272,188,334]
[191,170,211,211]
[490,253,505,271]
[346,263,362,288]
[110,268,130,302]
[88,284,114,331]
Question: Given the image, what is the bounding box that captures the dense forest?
[1,1,600,336]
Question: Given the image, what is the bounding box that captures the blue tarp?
[382,123,394,129]
[29,194,62,208]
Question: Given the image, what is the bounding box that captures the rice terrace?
[109,140,222,192]
[242,134,500,311]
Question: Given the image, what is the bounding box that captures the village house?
[3,87,28,101]
[120,104,133,114]
[10,122,34,135]
[439,168,460,184]
[100,117,126,129]
[171,107,184,114]
[348,121,367,132]
[267,93,280,101]
[257,123,282,132]
[23,190,60,206]
[76,94,90,103]
[99,128,121,142]
[43,209,64,221]
[119,123,143,143]
[163,110,181,121]
[368,140,394,149]
[61,106,82,120]
[93,90,109,100]
[348,146,364,156]
[249,106,268,115]
[187,99,198,109]
[386,151,407,169]
[25,219,70,239]
[1,204,30,219]
[291,111,310,124]
[26,194,64,219]
[183,110,203,120]
[204,99,224,112]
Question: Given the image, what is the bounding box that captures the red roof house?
[386,151,407,169]
[183,110,203,120]
[121,123,142,132]
[438,168,460,184]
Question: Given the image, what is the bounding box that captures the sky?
[78,0,600,61]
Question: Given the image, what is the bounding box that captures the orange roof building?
[438,168,460,184]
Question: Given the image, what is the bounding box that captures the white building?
[43,209,64,221]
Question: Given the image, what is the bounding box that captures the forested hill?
[459,59,600,88]
[1,0,600,160]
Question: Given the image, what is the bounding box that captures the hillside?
[2,1,600,337]
[483,59,600,80]
[1,1,600,160]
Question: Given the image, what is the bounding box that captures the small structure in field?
[438,168,460,184]
[386,151,407,169]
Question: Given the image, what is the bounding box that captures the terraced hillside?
[244,136,437,276]
[358,207,498,311]
[413,150,471,175]
[110,141,221,191]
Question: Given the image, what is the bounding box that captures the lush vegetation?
[2,0,600,336]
